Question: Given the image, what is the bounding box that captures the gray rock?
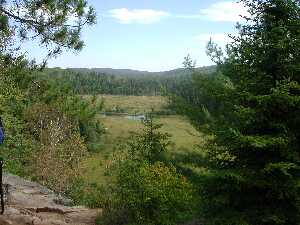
[0,173,102,225]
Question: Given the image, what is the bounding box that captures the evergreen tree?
[127,113,171,163]
[0,0,96,64]
[0,0,99,180]
[184,0,300,224]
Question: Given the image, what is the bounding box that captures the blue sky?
[26,0,247,72]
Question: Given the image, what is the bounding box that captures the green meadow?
[80,95,205,186]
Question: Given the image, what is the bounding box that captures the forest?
[39,65,215,96]
[0,0,299,225]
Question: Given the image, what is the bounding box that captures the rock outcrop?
[0,173,102,225]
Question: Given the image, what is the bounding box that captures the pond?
[100,112,146,121]
[125,114,146,121]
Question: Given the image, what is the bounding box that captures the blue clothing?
[0,128,4,144]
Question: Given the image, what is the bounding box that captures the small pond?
[125,114,146,121]
[100,113,146,121]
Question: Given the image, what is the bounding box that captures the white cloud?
[178,1,249,22]
[108,8,169,24]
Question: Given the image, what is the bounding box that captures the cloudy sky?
[26,0,248,71]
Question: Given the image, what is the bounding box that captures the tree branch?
[0,7,87,28]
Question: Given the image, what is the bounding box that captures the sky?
[25,0,248,72]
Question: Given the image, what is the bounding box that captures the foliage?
[24,103,88,192]
[175,0,300,224]
[67,178,105,208]
[169,71,232,132]
[0,0,100,186]
[127,114,171,163]
[58,94,104,152]
[99,161,195,225]
[167,59,218,117]
[1,62,102,188]
[0,0,104,215]
[25,73,104,152]
[183,54,196,71]
[37,66,216,96]
[0,54,35,175]
[0,0,96,62]
[98,116,197,225]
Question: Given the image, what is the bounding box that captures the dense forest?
[39,66,216,96]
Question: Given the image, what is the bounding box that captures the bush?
[97,115,198,225]
[24,103,87,192]
[99,160,195,225]
[67,178,106,208]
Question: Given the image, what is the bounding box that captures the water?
[100,112,146,121]
[125,114,146,121]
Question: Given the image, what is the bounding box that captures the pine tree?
[0,0,96,63]
[127,113,171,163]
[196,1,300,224]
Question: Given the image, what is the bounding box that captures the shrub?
[67,178,106,208]
[99,160,195,225]
[24,103,87,192]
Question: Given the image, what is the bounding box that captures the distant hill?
[69,68,151,76]
[67,66,216,77]
[43,65,217,96]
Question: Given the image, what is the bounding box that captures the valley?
[79,95,205,187]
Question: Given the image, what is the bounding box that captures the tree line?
[38,66,215,96]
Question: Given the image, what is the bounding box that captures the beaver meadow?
[0,0,299,225]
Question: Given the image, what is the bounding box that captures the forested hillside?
[39,66,216,96]
[68,66,216,77]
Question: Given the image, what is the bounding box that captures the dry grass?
[98,95,168,114]
[80,114,204,185]
[79,95,207,186]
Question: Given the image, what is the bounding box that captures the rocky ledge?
[0,173,102,225]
